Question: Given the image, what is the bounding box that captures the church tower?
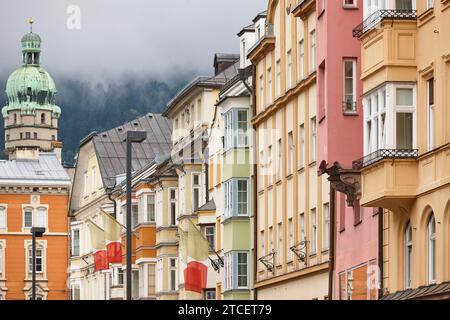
[2,20,62,160]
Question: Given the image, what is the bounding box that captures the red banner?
[184,261,208,293]
[94,250,109,272]
[107,242,122,264]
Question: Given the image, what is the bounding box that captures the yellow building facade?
[250,0,330,300]
[354,0,450,299]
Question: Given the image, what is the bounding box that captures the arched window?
[427,214,436,284]
[40,113,45,124]
[404,222,413,289]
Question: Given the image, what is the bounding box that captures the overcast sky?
[0,0,266,82]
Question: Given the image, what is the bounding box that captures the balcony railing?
[353,9,417,38]
[352,149,418,170]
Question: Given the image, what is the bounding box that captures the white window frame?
[169,188,178,226]
[224,178,249,219]
[169,258,177,292]
[322,203,330,251]
[91,167,97,193]
[0,240,5,279]
[427,78,435,151]
[310,208,317,255]
[191,173,201,213]
[23,207,33,229]
[310,30,316,73]
[343,59,357,113]
[0,206,7,231]
[310,117,317,163]
[25,240,46,277]
[204,226,215,251]
[267,67,273,104]
[404,222,413,289]
[287,50,293,89]
[299,40,305,80]
[71,227,81,257]
[276,59,281,97]
[427,214,436,285]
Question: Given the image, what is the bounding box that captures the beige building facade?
[250,0,330,300]
[354,0,450,299]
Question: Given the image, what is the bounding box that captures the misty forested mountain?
[0,75,191,164]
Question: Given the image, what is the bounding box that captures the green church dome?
[2,26,61,118]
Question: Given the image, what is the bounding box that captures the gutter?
[328,186,336,300]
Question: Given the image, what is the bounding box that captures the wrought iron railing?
[259,250,276,274]
[290,240,308,264]
[352,149,418,170]
[353,10,417,38]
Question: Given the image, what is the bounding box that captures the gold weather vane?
[28,18,34,32]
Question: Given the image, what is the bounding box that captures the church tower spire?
[2,21,63,161]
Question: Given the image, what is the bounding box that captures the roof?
[197,199,216,212]
[381,282,450,300]
[164,59,239,117]
[238,23,255,36]
[91,113,172,190]
[0,153,71,186]
[253,10,267,23]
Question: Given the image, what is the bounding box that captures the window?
[118,268,124,285]
[269,226,274,253]
[205,226,215,251]
[71,284,80,300]
[427,214,436,284]
[277,222,283,265]
[147,195,155,222]
[170,258,177,291]
[310,30,316,72]
[237,110,248,147]
[404,222,413,289]
[323,203,330,251]
[72,228,80,257]
[260,230,265,256]
[396,112,413,150]
[288,218,294,261]
[35,207,47,228]
[299,124,305,168]
[0,207,6,230]
[299,40,305,79]
[310,117,317,162]
[287,50,293,88]
[132,270,139,299]
[224,179,249,219]
[396,0,413,10]
[132,204,139,228]
[28,246,44,273]
[224,252,249,291]
[24,208,33,229]
[310,209,317,255]
[237,252,249,288]
[41,113,45,125]
[288,132,294,175]
[91,167,96,193]
[427,78,435,151]
[276,60,281,97]
[205,290,216,300]
[343,0,357,8]
[224,111,232,150]
[268,145,273,185]
[343,59,357,113]
[84,172,89,196]
[13,113,17,124]
[170,189,177,226]
[267,67,273,103]
[426,0,434,9]
[0,241,4,278]
[33,132,37,140]
[259,75,264,107]
[299,212,306,242]
[26,132,31,139]
[277,138,282,181]
[192,174,201,212]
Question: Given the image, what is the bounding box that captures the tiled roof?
[164,59,239,116]
[381,282,450,300]
[91,113,172,189]
[0,153,71,185]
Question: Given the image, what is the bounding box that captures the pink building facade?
[315,1,379,300]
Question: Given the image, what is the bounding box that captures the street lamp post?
[31,227,46,300]
[125,130,147,300]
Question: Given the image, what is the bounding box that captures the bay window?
[364,0,416,19]
[224,251,249,291]
[224,178,249,219]
[223,109,249,150]
[363,83,416,156]
[147,195,155,222]
[192,173,201,212]
[169,188,178,226]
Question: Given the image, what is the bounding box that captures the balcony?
[353,10,417,38]
[352,149,418,212]
[292,0,315,19]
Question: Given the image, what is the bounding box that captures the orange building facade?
[0,155,71,300]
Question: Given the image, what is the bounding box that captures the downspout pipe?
[378,207,383,299]
[251,63,258,301]
[328,186,336,300]
[107,189,117,219]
